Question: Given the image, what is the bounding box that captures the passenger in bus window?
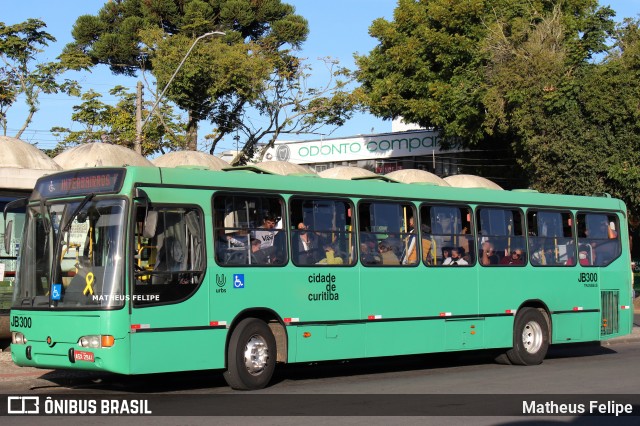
[252,213,279,247]
[294,222,323,265]
[385,232,403,259]
[378,240,400,265]
[499,248,524,265]
[250,238,268,264]
[252,213,281,263]
[442,247,468,266]
[420,224,434,264]
[401,217,420,265]
[459,226,470,258]
[360,242,381,265]
[216,228,247,265]
[582,216,619,266]
[530,241,545,265]
[480,241,499,265]
[218,229,246,248]
[439,248,450,265]
[317,243,344,265]
[402,224,417,265]
[578,250,591,266]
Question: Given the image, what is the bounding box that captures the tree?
[354,0,640,211]
[64,0,309,151]
[50,86,186,157]
[480,4,640,212]
[577,18,640,214]
[356,0,613,144]
[207,55,357,164]
[0,19,82,138]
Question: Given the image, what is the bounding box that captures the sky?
[3,0,639,155]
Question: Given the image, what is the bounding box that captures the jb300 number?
[10,316,32,328]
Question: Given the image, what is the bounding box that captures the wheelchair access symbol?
[51,284,62,301]
[233,274,245,289]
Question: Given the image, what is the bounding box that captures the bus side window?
[527,210,574,266]
[133,206,205,306]
[213,194,287,266]
[420,204,474,266]
[289,197,355,266]
[358,201,417,267]
[476,207,526,267]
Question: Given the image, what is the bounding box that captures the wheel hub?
[243,334,269,375]
[522,320,543,354]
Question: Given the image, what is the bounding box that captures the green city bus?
[8,166,633,390]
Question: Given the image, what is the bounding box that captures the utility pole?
[135,81,144,154]
[140,31,225,138]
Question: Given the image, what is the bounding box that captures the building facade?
[262,129,465,177]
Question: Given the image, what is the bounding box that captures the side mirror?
[134,189,157,238]
[3,198,27,255]
[3,198,27,223]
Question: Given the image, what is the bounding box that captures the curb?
[602,323,640,345]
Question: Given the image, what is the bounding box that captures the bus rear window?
[576,212,621,267]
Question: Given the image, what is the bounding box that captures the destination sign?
[32,169,126,199]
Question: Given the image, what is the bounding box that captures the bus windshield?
[13,198,126,309]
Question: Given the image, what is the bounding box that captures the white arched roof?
[152,151,229,170]
[54,142,153,169]
[318,166,377,180]
[0,136,61,170]
[385,169,450,186]
[444,174,503,190]
[0,136,61,189]
[253,161,316,175]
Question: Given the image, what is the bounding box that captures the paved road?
[1,313,639,425]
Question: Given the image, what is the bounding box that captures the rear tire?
[223,318,277,390]
[506,308,549,365]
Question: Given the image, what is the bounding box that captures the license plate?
[74,350,95,362]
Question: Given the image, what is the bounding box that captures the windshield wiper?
[61,193,95,232]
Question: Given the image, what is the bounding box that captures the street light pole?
[138,31,225,141]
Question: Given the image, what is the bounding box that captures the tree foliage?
[63,0,312,151]
[356,0,640,213]
[207,55,357,164]
[0,19,82,138]
[50,86,186,157]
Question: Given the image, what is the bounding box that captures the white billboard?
[262,130,463,164]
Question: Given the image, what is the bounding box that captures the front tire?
[223,318,277,390]
[506,307,549,365]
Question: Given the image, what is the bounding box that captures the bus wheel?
[223,318,277,390]
[506,308,549,366]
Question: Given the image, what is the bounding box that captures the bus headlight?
[78,335,114,348]
[12,332,27,345]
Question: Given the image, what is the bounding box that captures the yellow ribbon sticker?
[83,272,95,296]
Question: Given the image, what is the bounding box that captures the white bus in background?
[1,168,57,338]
